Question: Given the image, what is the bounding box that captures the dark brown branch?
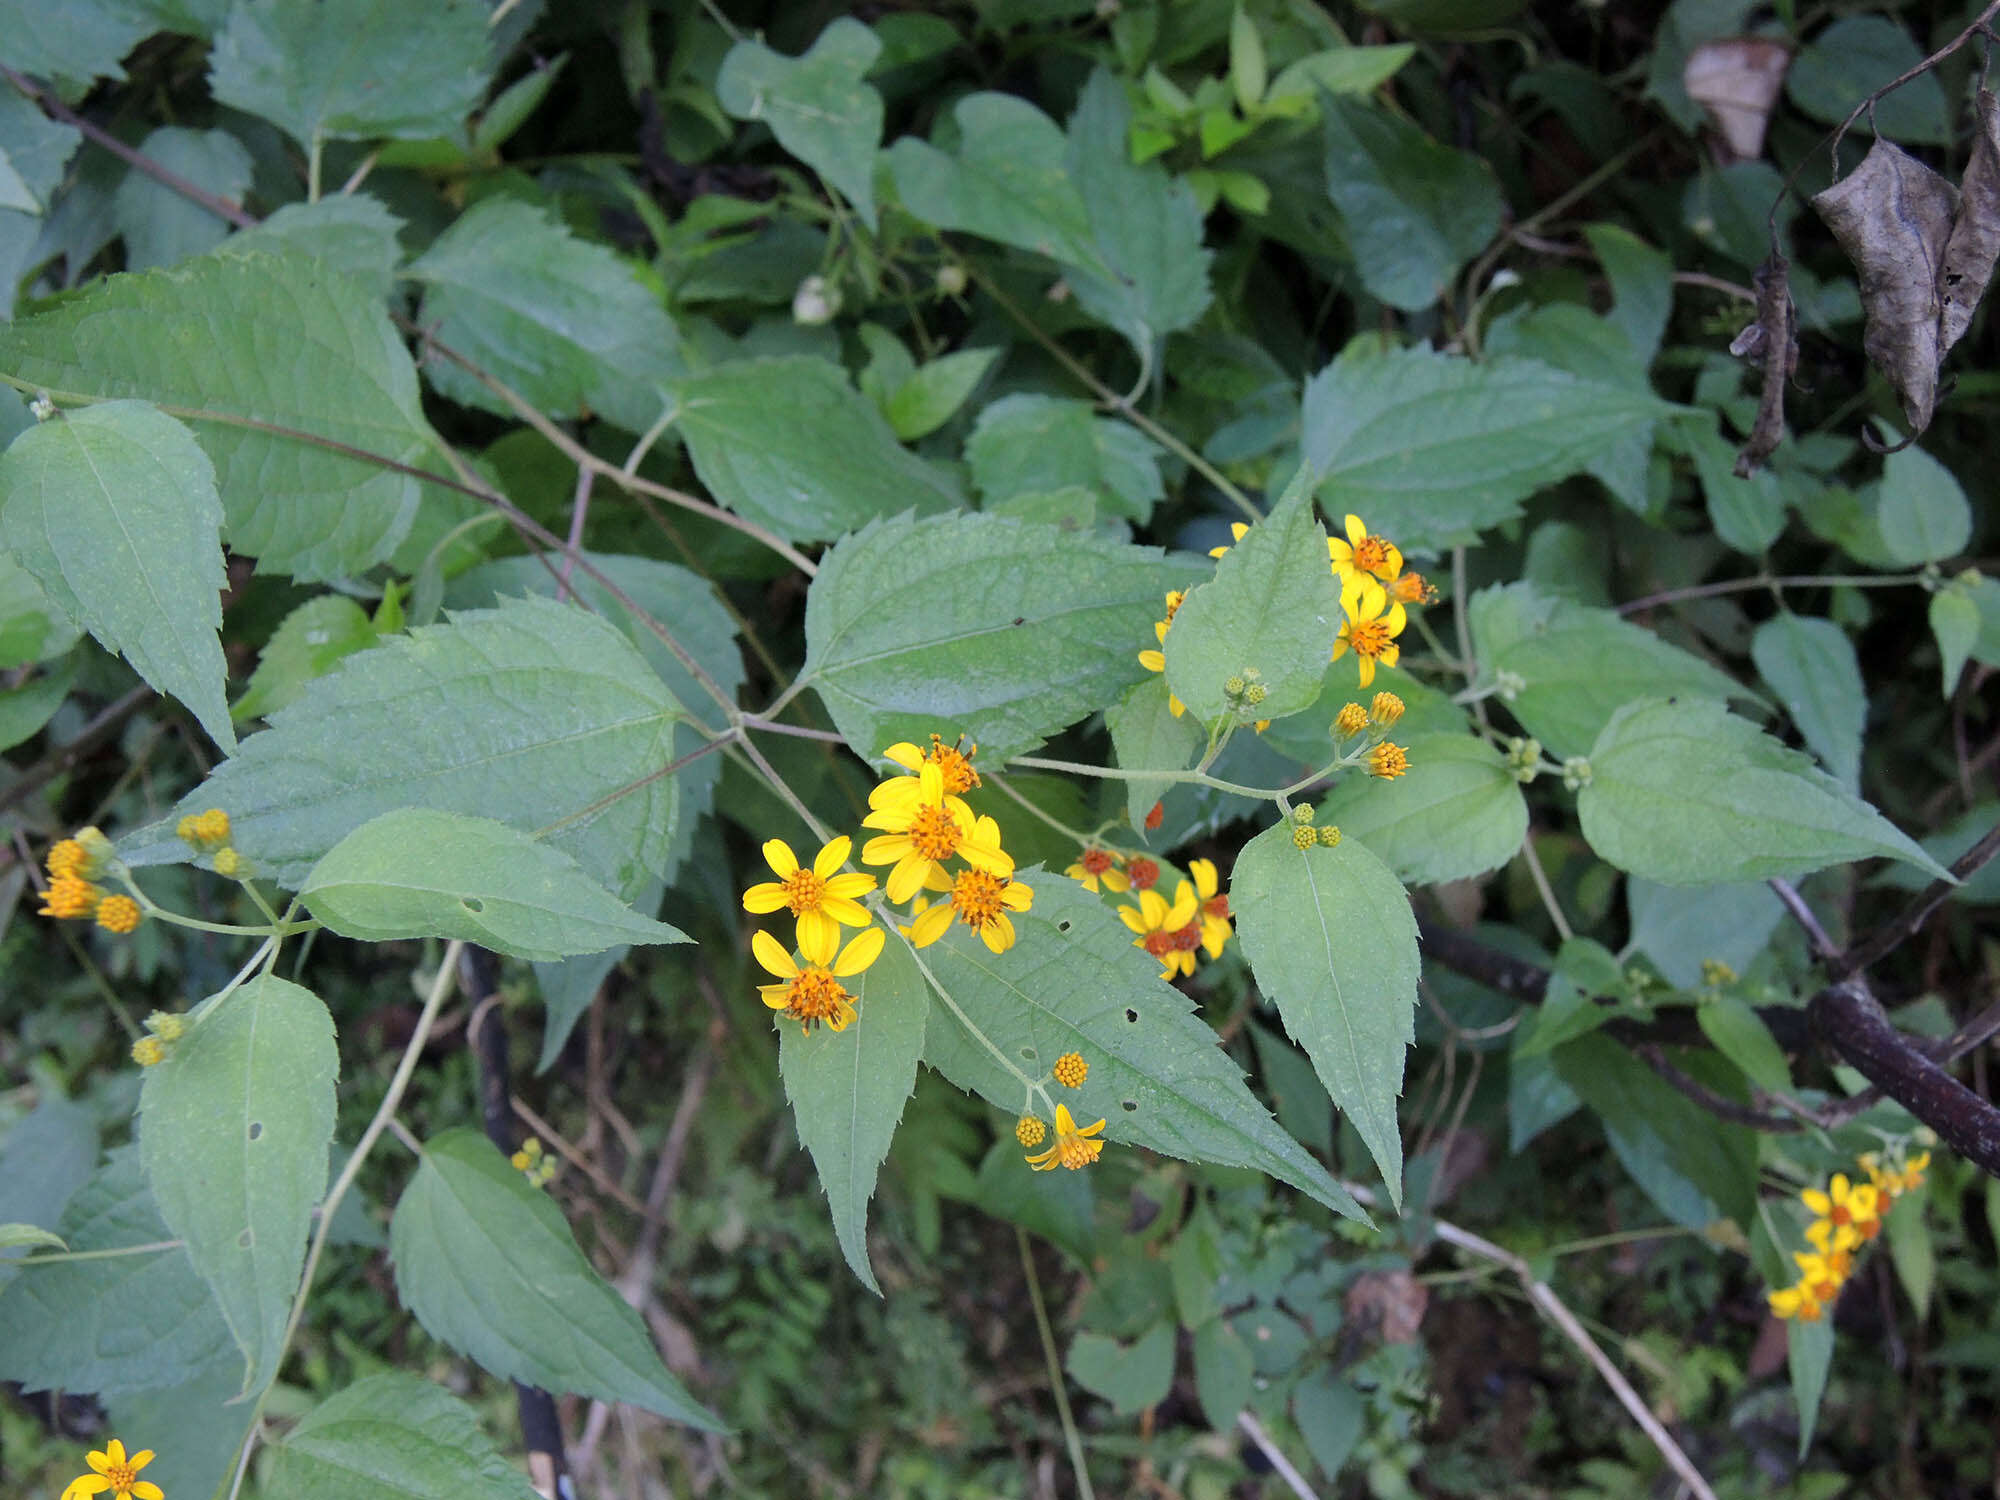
[1834,821,2000,978]
[1634,1045,1803,1132]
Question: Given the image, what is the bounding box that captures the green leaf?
[1293,1369,1366,1476]
[112,126,250,270]
[779,934,927,1295]
[1470,583,1745,759]
[1579,697,1950,884]
[1304,344,1676,550]
[672,356,962,543]
[217,195,407,290]
[1687,418,1785,554]
[1320,97,1500,312]
[0,550,80,669]
[0,0,155,84]
[1316,734,1528,885]
[1875,444,1970,564]
[1229,4,1266,109]
[0,1093,97,1274]
[1164,467,1339,723]
[919,878,1361,1218]
[1788,1316,1835,1457]
[389,1127,724,1429]
[1968,574,2000,667]
[1787,15,1949,146]
[886,93,1102,268]
[966,394,1165,521]
[0,1223,64,1252]
[1875,800,2000,905]
[1267,45,1415,106]
[1625,878,1783,989]
[233,594,379,722]
[0,652,71,752]
[1515,937,1623,1060]
[1886,1187,1933,1319]
[412,198,682,435]
[801,511,1194,761]
[106,1357,256,1500]
[210,0,494,146]
[0,401,235,752]
[716,18,883,230]
[1067,1321,1175,1413]
[0,91,79,214]
[1751,613,1865,791]
[1583,223,1673,368]
[0,250,435,581]
[1064,70,1213,364]
[301,809,690,960]
[138,974,336,1395]
[882,346,1001,441]
[0,1146,236,1395]
[1192,1316,1253,1428]
[1931,590,1978,698]
[1234,822,1418,1202]
[1696,994,1791,1093]
[1106,676,1202,832]
[264,1372,542,1500]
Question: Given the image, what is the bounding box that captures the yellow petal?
[981,913,1016,952]
[742,881,790,914]
[1118,904,1149,934]
[824,871,876,899]
[752,929,799,980]
[1357,656,1376,688]
[821,894,873,927]
[760,982,794,1010]
[834,925,885,976]
[1052,1104,1079,1133]
[1800,1188,1831,1217]
[1137,649,1166,671]
[1166,880,1199,926]
[1002,881,1034,911]
[886,856,931,904]
[910,903,955,948]
[884,742,924,771]
[761,839,799,878]
[1379,642,1400,670]
[919,761,944,803]
[1345,513,1367,545]
[1189,858,1217,899]
[813,835,851,879]
[64,1479,110,1500]
[132,1486,163,1500]
[127,1452,154,1473]
[861,833,909,865]
[1384,600,1408,636]
[868,776,921,812]
[798,918,840,968]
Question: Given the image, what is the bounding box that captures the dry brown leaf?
[1940,88,2000,354]
[1813,137,1958,435]
[1732,251,1798,476]
[1684,38,1791,163]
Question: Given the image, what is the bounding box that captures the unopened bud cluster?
[132,1010,187,1068]
[510,1137,558,1188]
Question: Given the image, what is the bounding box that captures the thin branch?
[1834,821,2000,978]
[1236,1412,1320,1500]
[1617,573,1919,615]
[1768,877,1841,963]
[1635,1044,1802,1132]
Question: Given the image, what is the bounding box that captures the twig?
[1635,1044,1802,1132]
[1018,1229,1096,1500]
[1834,821,2000,978]
[1616,573,1918,615]
[506,1094,648,1217]
[1768,877,1841,963]
[1236,1411,1320,1500]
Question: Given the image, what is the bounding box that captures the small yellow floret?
[1015,1116,1047,1147]
[1370,692,1405,726]
[1292,825,1317,851]
[46,838,89,879]
[96,895,142,934]
[132,1037,166,1067]
[39,875,103,920]
[1333,702,1369,738]
[1053,1052,1088,1088]
[145,1011,185,1041]
[1367,742,1410,780]
[212,848,245,878]
[1317,825,1343,847]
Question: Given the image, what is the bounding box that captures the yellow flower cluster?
[1768,1150,1930,1321]
[510,1137,558,1188]
[130,1011,186,1069]
[1117,856,1233,980]
[62,1438,161,1500]
[1332,691,1411,780]
[38,827,141,934]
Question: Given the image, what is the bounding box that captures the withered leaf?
[1733,251,1798,476]
[1813,137,1958,435]
[1939,88,2000,354]
[1684,38,1791,164]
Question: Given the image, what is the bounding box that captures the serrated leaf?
[1931,590,1979,697]
[883,346,1000,441]
[1321,96,1500,312]
[965,394,1165,521]
[218,195,407,289]
[112,126,250,270]
[0,0,155,84]
[1304,344,1677,550]
[1316,734,1527,885]
[1470,582,1747,758]
[412,198,682,435]
[717,18,883,230]
[1580,698,1949,884]
[1107,676,1202,831]
[801,511,1195,761]
[1067,1322,1174,1413]
[1233,822,1417,1203]
[233,593,378,722]
[919,877,1360,1218]
[0,400,235,751]
[779,934,926,1294]
[302,809,689,960]
[0,250,434,581]
[1751,613,1864,791]
[1877,444,1971,564]
[672,357,962,543]
[886,93,1102,268]
[122,597,683,902]
[210,0,494,146]
[264,1372,541,1500]
[0,1147,236,1395]
[390,1128,723,1429]
[1165,468,1339,723]
[1064,70,1213,365]
[138,973,336,1395]
[1626,877,1783,989]
[0,90,79,214]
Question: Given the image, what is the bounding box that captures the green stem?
[1018,1227,1096,1500]
[1618,572,1925,615]
[985,769,1096,848]
[12,1238,181,1265]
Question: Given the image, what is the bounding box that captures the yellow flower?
[62,1438,163,1500]
[1053,1051,1088,1088]
[1791,1250,1846,1304]
[1862,1150,1930,1197]
[1118,879,1202,979]
[1388,570,1436,605]
[1367,742,1410,780]
[39,875,103,920]
[907,864,1033,952]
[1804,1217,1861,1256]
[96,895,142,934]
[1066,846,1130,894]
[212,848,245,878]
[1137,591,1188,718]
[1370,692,1404,726]
[1333,702,1369,738]
[884,734,981,794]
[1332,576,1407,689]
[1207,522,1250,559]
[1025,1103,1106,1170]
[753,922,885,1034]
[131,1038,165,1068]
[1327,513,1403,584]
[861,762,1012,902]
[1767,1280,1824,1322]
[1802,1173,1881,1240]
[46,838,90,879]
[176,808,231,849]
[1188,858,1232,959]
[741,835,878,952]
[1016,1115,1047,1146]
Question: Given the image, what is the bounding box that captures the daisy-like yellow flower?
[1136,591,1188,717]
[39,875,103,920]
[1802,1173,1882,1241]
[1388,570,1436,605]
[1861,1150,1931,1197]
[1066,846,1130,894]
[1367,742,1410,780]
[1332,575,1407,688]
[1119,879,1202,979]
[46,838,90,879]
[1188,858,1232,959]
[1767,1280,1824,1322]
[1791,1250,1845,1305]
[883,734,981,794]
[753,922,886,1034]
[906,865,1034,952]
[62,1438,162,1500]
[862,763,1012,902]
[1207,521,1250,559]
[1024,1103,1107,1170]
[1333,702,1369,738]
[1327,513,1403,584]
[740,835,878,953]
[1805,1217,1862,1256]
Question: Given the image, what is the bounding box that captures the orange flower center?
[1350,619,1392,658]
[908,804,962,862]
[927,737,980,793]
[1830,1205,1850,1226]
[106,1463,137,1490]
[1163,592,1183,624]
[782,968,854,1031]
[1392,571,1434,604]
[1079,849,1114,875]
[950,869,1008,927]
[1165,923,1202,953]
[1353,536,1391,572]
[1142,930,1176,957]
[1202,894,1230,921]
[779,868,827,914]
[1127,858,1159,890]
